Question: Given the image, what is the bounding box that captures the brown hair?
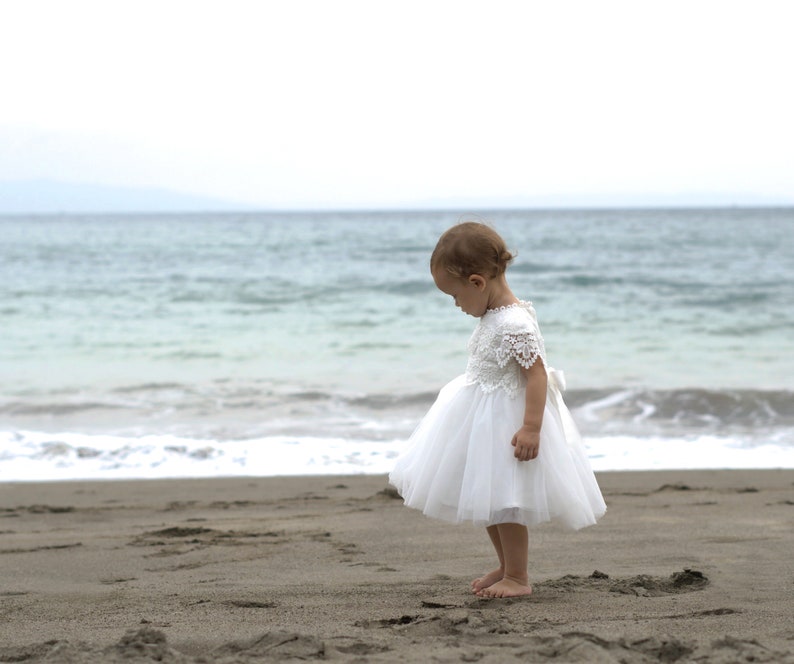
[430,222,514,279]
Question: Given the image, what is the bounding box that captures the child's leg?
[476,523,532,598]
[471,525,505,592]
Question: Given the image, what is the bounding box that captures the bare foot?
[470,568,504,593]
[476,575,532,599]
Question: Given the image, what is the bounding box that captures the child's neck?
[486,276,518,310]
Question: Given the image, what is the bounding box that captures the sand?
[1,469,793,663]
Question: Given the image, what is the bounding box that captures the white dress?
[389,301,606,530]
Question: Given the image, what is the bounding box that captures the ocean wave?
[112,382,185,393]
[154,351,224,360]
[285,386,794,426]
[382,280,435,296]
[0,401,130,416]
[3,428,793,483]
[0,430,403,482]
[2,385,791,429]
[676,292,772,309]
[569,388,794,432]
[560,274,626,287]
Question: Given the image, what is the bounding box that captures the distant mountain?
[1,179,791,214]
[0,180,251,214]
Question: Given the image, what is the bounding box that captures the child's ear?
[468,274,486,290]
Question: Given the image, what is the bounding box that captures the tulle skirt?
[389,371,606,529]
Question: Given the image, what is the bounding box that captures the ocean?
[1,208,793,481]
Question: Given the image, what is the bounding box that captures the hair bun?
[500,249,515,265]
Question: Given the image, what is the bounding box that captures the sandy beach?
[1,470,793,662]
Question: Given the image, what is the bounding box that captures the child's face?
[432,268,488,318]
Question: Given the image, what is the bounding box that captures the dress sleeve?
[495,331,544,369]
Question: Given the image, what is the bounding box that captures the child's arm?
[511,361,547,461]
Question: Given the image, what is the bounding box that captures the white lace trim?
[496,333,543,370]
[485,300,531,314]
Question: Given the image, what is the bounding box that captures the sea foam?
[3,429,793,482]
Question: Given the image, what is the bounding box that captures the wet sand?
[1,470,793,662]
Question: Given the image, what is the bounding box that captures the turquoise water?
[1,208,793,479]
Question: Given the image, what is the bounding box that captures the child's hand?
[511,426,540,461]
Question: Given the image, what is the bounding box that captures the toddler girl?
[389,222,606,598]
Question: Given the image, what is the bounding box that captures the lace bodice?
[465,301,547,398]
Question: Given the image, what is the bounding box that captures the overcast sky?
[1,0,792,209]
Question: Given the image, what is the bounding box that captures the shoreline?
[2,469,793,662]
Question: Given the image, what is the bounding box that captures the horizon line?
[2,201,794,217]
